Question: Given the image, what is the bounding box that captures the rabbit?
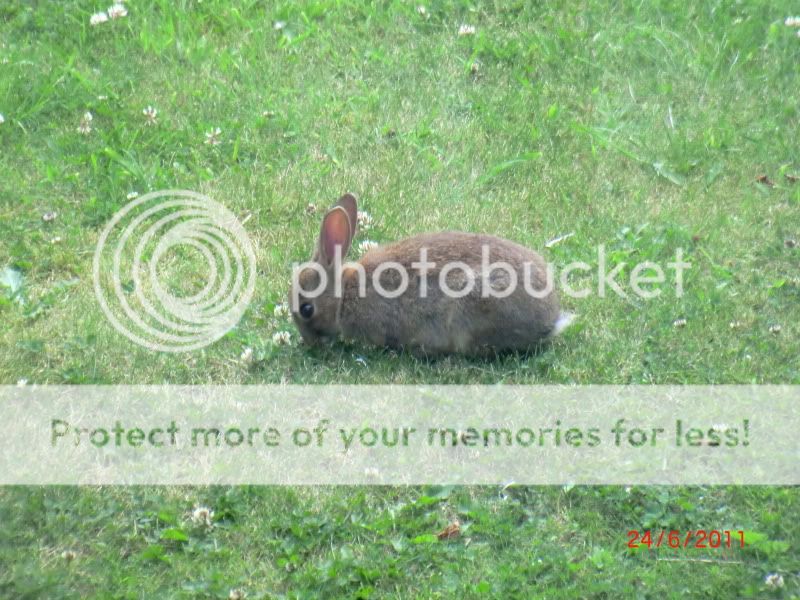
[290,193,573,355]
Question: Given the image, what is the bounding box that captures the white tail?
[549,312,575,337]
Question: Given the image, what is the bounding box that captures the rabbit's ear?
[335,193,358,236]
[318,206,353,266]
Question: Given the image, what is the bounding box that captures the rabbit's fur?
[291,194,569,355]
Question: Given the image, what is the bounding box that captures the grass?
[1,0,799,597]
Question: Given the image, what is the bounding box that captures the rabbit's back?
[339,232,560,354]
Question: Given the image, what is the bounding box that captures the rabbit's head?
[290,194,357,344]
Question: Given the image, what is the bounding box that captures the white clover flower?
[90,12,109,26]
[273,21,286,30]
[61,550,77,562]
[191,505,214,527]
[0,114,5,125]
[97,95,108,101]
[764,573,784,589]
[77,111,93,135]
[51,236,62,244]
[672,318,687,328]
[729,321,741,329]
[458,24,476,36]
[358,240,379,255]
[240,347,254,364]
[204,127,222,146]
[769,324,781,334]
[356,210,373,230]
[416,6,427,15]
[272,331,291,345]
[127,191,139,200]
[42,211,57,222]
[142,106,157,126]
[273,303,290,318]
[229,589,247,600]
[16,379,28,387]
[785,16,800,27]
[107,4,128,19]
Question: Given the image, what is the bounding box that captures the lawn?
[1,0,799,597]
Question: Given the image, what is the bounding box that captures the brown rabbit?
[290,194,572,355]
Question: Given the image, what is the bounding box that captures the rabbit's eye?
[299,303,314,319]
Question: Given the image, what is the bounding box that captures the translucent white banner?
[0,385,797,484]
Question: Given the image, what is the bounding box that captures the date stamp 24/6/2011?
[627,530,745,550]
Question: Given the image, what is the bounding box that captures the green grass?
[1,0,799,597]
